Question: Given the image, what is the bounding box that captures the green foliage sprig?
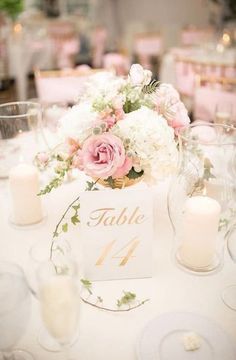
[80,279,149,312]
[142,80,159,95]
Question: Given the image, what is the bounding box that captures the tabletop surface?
[0,172,236,360]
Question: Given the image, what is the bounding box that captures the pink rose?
[114,108,125,121]
[112,156,133,179]
[72,149,83,169]
[36,152,49,165]
[102,115,116,129]
[79,133,129,179]
[154,83,190,130]
[167,101,190,130]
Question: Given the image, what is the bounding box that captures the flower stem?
[80,296,149,312]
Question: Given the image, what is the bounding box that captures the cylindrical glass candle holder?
[0,101,43,178]
[168,123,236,274]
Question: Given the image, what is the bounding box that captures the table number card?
[80,188,154,281]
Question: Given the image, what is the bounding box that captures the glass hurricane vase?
[168,123,236,274]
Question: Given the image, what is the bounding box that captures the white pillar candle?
[9,163,43,225]
[179,196,221,268]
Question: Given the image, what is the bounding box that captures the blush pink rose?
[103,115,116,129]
[114,108,125,121]
[112,156,133,179]
[79,133,128,179]
[167,101,190,130]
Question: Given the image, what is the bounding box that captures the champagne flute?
[36,259,80,356]
[0,261,33,360]
[215,101,232,125]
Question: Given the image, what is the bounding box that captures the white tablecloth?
[0,171,236,359]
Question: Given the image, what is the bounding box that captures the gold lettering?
[95,240,116,266]
[116,207,128,225]
[112,237,140,266]
[87,207,147,227]
[128,207,146,224]
[104,216,116,226]
[87,208,114,227]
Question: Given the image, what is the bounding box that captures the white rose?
[143,69,152,85]
[129,64,144,85]
[129,64,152,86]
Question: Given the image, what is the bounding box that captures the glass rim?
[178,122,236,146]
[0,101,41,119]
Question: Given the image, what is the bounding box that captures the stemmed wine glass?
[222,224,236,310]
[35,258,80,357]
[0,261,33,360]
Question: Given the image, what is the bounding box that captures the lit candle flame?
[222,33,231,46]
[14,23,22,33]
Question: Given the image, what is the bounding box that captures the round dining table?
[0,135,236,360]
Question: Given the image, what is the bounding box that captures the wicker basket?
[97,176,142,189]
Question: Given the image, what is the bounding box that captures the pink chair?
[48,20,80,69]
[193,76,236,123]
[181,26,214,46]
[91,26,107,68]
[134,33,163,70]
[174,58,196,98]
[103,53,130,75]
[35,68,98,104]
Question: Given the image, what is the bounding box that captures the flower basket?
[96,176,143,189]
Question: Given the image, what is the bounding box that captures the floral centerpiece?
[38,64,190,192]
[36,64,190,311]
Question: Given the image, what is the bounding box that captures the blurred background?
[0,0,235,122]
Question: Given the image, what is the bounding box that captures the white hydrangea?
[112,106,177,182]
[84,72,125,103]
[59,102,97,143]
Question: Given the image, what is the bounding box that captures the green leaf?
[123,100,140,114]
[71,215,80,225]
[203,158,215,180]
[81,278,93,295]
[106,177,116,189]
[81,279,92,287]
[127,168,144,180]
[62,223,68,232]
[142,80,159,94]
[72,205,80,211]
[117,291,136,307]
[38,174,65,195]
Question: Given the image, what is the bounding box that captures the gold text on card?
[95,238,140,266]
[87,207,147,227]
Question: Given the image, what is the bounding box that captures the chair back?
[103,53,130,75]
[35,68,99,104]
[193,75,236,123]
